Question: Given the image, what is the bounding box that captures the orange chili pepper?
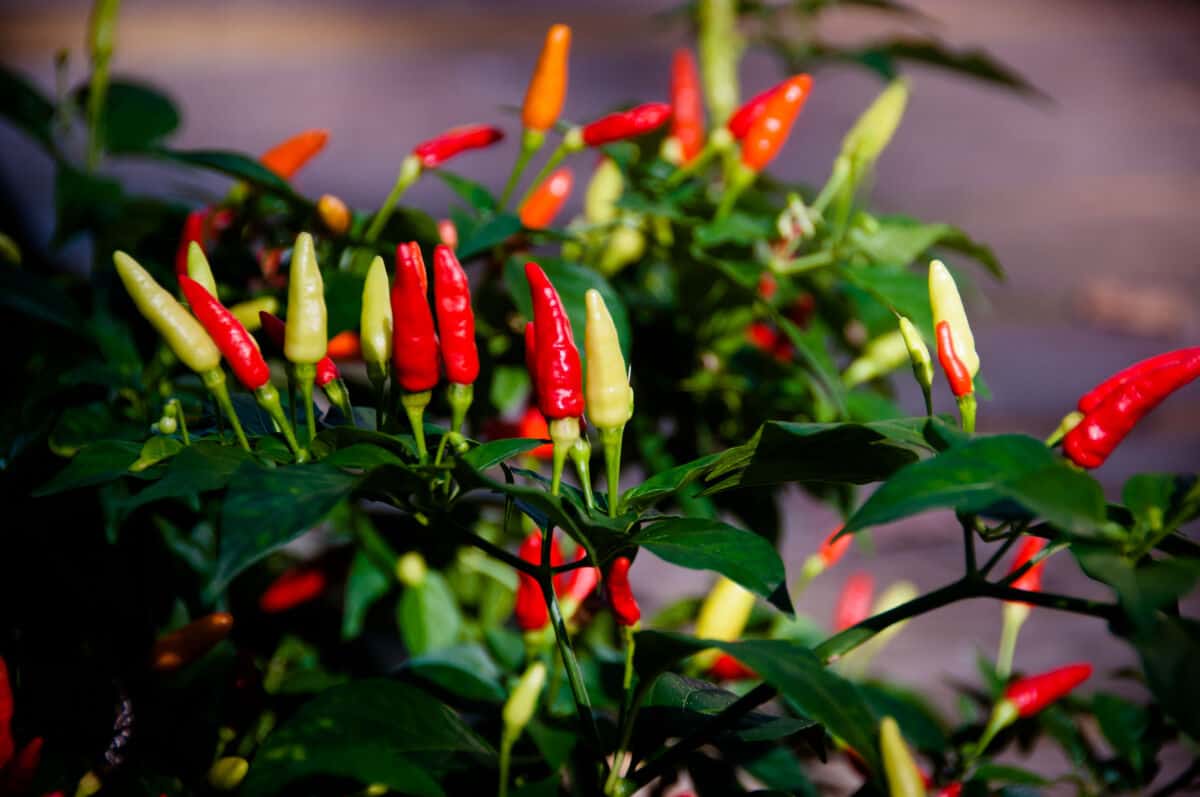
[260,129,329,179]
[740,75,812,173]
[519,167,574,229]
[150,613,234,672]
[326,330,361,360]
[669,48,705,164]
[522,24,571,132]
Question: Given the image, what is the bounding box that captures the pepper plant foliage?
[2,2,1199,796]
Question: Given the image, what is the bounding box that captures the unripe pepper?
[360,255,394,387]
[208,756,249,791]
[284,232,328,365]
[997,537,1048,678]
[260,129,329,179]
[834,571,874,632]
[843,330,910,387]
[502,661,547,739]
[898,315,934,414]
[259,312,340,388]
[1064,347,1200,469]
[519,167,574,229]
[697,0,742,126]
[114,252,221,374]
[580,103,671,148]
[928,260,979,377]
[522,24,571,133]
[799,525,852,585]
[150,612,234,672]
[260,567,327,613]
[413,124,504,168]
[841,79,909,170]
[176,210,207,277]
[317,193,351,235]
[693,576,755,671]
[668,48,705,164]
[184,241,219,298]
[880,716,927,797]
[975,663,1092,756]
[739,75,812,172]
[585,158,624,225]
[605,556,641,626]
[584,289,632,430]
[258,308,349,440]
[228,296,278,331]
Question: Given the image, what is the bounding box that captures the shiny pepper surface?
[525,262,585,419]
[1008,537,1047,598]
[283,233,327,364]
[740,75,812,172]
[259,312,340,386]
[605,556,640,626]
[391,242,440,393]
[412,124,504,169]
[179,277,271,390]
[936,321,974,397]
[185,241,218,298]
[1005,663,1092,716]
[113,252,221,374]
[260,129,328,179]
[669,48,705,163]
[522,24,571,131]
[513,531,562,631]
[360,256,393,371]
[928,260,979,377]
[581,103,671,147]
[1077,347,1199,412]
[260,568,327,613]
[519,167,574,229]
[1064,348,1200,468]
[432,244,479,385]
[727,83,777,140]
[584,289,632,430]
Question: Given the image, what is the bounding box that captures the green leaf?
[489,365,530,415]
[695,213,774,248]
[399,572,462,655]
[623,452,722,511]
[343,550,391,640]
[1123,473,1198,537]
[644,672,818,743]
[403,644,506,703]
[126,441,252,508]
[632,518,791,613]
[844,435,1107,536]
[243,679,493,797]
[1134,617,1200,739]
[75,79,179,153]
[437,171,497,213]
[153,147,298,198]
[858,682,947,752]
[212,463,359,592]
[461,438,543,471]
[969,763,1050,787]
[841,266,933,335]
[457,212,522,260]
[634,632,883,775]
[1072,544,1200,630]
[0,63,54,150]
[34,440,141,496]
[321,444,407,469]
[850,215,1003,277]
[129,436,183,472]
[705,419,932,493]
[53,165,124,247]
[1091,693,1149,775]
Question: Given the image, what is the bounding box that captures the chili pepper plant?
[1,1,1198,796]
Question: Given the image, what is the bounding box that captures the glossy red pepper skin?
[391,243,440,393]
[581,103,671,147]
[727,83,778,140]
[260,568,327,613]
[1005,663,1092,716]
[431,245,479,385]
[258,311,340,387]
[4,735,43,793]
[1064,348,1200,468]
[519,167,574,229]
[1008,537,1047,599]
[0,657,12,768]
[412,124,504,168]
[179,276,271,390]
[833,571,874,632]
[670,49,705,163]
[513,531,564,631]
[175,209,207,277]
[525,263,585,419]
[518,405,554,460]
[710,654,756,681]
[1077,347,1199,412]
[936,321,974,397]
[740,75,812,172]
[605,556,641,626]
[818,525,852,568]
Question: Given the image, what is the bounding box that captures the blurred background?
[2,0,1198,788]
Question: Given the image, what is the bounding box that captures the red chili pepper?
[518,406,554,460]
[259,568,326,613]
[833,571,874,631]
[555,547,599,600]
[412,124,504,169]
[1077,349,1197,412]
[390,243,440,393]
[740,75,812,172]
[605,556,641,626]
[581,103,671,148]
[727,83,778,140]
[431,245,479,385]
[935,784,963,797]
[710,654,756,681]
[1004,663,1092,717]
[0,657,13,769]
[326,330,361,360]
[179,276,271,390]
[936,321,974,398]
[514,531,563,631]
[525,263,584,419]
[746,322,792,363]
[260,129,329,179]
[1007,537,1047,600]
[669,48,705,163]
[818,525,852,568]
[519,167,574,229]
[175,209,207,277]
[4,735,43,794]
[258,311,340,387]
[1064,348,1200,469]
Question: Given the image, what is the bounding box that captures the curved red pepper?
[412,124,504,169]
[0,657,12,768]
[1007,537,1047,600]
[817,525,852,568]
[1005,663,1092,717]
[432,245,479,386]
[260,567,326,613]
[179,276,271,390]
[391,242,440,393]
[175,209,207,277]
[555,547,599,602]
[833,571,874,632]
[727,83,779,140]
[605,556,641,626]
[581,103,671,147]
[1064,348,1200,469]
[670,49,705,163]
[740,75,812,172]
[513,531,564,631]
[1077,347,1199,413]
[710,654,756,681]
[258,311,340,387]
[936,321,974,398]
[524,263,584,419]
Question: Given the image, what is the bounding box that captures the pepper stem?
[500,129,544,209]
[996,601,1028,680]
[600,426,625,518]
[548,417,581,496]
[401,390,433,462]
[367,362,388,430]
[497,731,515,797]
[202,369,249,451]
[171,399,190,446]
[957,392,978,434]
[1045,410,1084,447]
[446,381,474,434]
[364,154,422,244]
[517,133,578,211]
[665,130,731,187]
[966,698,1020,768]
[322,377,356,427]
[715,162,755,221]
[568,435,595,511]
[254,383,307,463]
[294,362,318,444]
[603,624,640,796]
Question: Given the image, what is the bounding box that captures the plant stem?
[294,363,317,446]
[601,427,624,518]
[401,390,432,462]
[172,399,190,445]
[518,142,570,211]
[500,130,543,209]
[203,370,249,452]
[603,624,639,795]
[364,155,422,244]
[961,515,978,575]
[979,530,1022,577]
[497,732,514,797]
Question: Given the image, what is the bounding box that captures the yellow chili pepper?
[584,290,632,431]
[693,576,756,670]
[113,252,220,374]
[317,193,351,235]
[842,330,910,387]
[898,315,933,413]
[186,241,218,298]
[229,296,279,331]
[928,260,978,378]
[284,232,327,364]
[880,716,926,797]
[360,255,393,386]
[841,79,909,170]
[208,756,249,790]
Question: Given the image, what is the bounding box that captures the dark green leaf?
[243,679,493,797]
[34,441,141,496]
[0,64,55,150]
[695,213,774,248]
[322,444,407,469]
[457,213,522,260]
[841,266,932,335]
[461,438,543,471]
[969,763,1050,787]
[1132,616,1200,739]
[844,435,1107,536]
[76,79,179,153]
[126,442,252,508]
[402,644,505,703]
[1072,545,1200,629]
[644,672,818,743]
[399,572,462,655]
[858,682,947,752]
[850,215,1002,278]
[53,165,124,246]
[623,453,722,510]
[129,436,183,472]
[1091,693,1149,776]
[437,171,497,213]
[153,147,298,198]
[632,517,791,613]
[1123,473,1198,537]
[343,550,391,640]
